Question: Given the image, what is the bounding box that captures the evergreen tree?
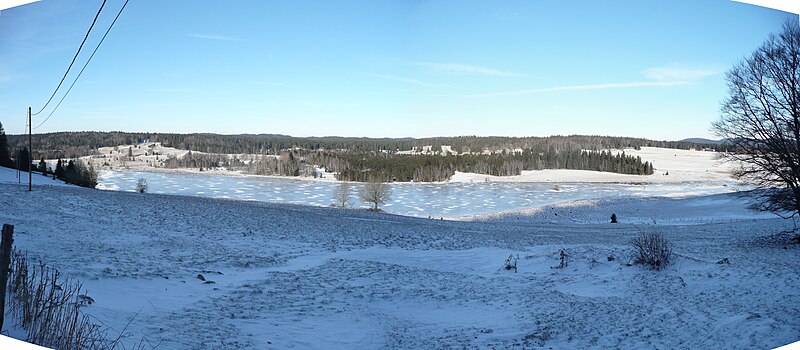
[55,159,65,179]
[0,122,11,167]
[66,160,75,175]
[16,147,31,171]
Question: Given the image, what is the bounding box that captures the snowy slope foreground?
[0,166,70,187]
[0,181,798,349]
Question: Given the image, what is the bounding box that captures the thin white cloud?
[367,73,449,88]
[187,34,246,42]
[642,64,722,82]
[470,81,688,97]
[415,61,528,77]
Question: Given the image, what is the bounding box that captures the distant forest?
[6,132,724,158]
[6,132,719,182]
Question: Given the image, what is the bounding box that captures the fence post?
[0,224,14,333]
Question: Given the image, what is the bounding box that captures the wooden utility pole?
[16,149,20,184]
[28,107,32,191]
[0,224,14,333]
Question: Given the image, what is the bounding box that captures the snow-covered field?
[465,192,779,225]
[1,166,799,349]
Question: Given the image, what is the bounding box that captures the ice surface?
[97,170,740,218]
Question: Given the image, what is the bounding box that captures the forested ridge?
[6,131,720,182]
[7,132,723,158]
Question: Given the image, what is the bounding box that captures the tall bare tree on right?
[713,22,800,218]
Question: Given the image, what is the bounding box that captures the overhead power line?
[32,0,107,116]
[33,0,131,130]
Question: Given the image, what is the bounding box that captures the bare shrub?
[630,232,672,270]
[136,178,148,194]
[8,251,108,348]
[6,250,154,349]
[549,249,569,269]
[503,254,518,272]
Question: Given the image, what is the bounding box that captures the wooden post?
[0,224,14,333]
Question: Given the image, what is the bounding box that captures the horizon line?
[3,130,717,143]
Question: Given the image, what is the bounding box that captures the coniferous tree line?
[329,149,653,182]
[5,154,98,188]
[0,122,98,188]
[179,148,652,182]
[55,159,98,188]
[6,131,728,159]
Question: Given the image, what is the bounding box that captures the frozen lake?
[97,170,739,218]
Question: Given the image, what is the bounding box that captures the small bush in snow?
[504,254,518,272]
[136,178,148,193]
[559,249,569,268]
[630,232,672,270]
[551,249,569,269]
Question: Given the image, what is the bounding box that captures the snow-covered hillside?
[0,166,70,187]
[450,147,731,184]
[0,177,798,349]
[465,192,779,225]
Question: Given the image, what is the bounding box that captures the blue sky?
[0,0,793,139]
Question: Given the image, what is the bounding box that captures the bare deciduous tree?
[713,22,800,217]
[332,182,353,208]
[359,180,391,211]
